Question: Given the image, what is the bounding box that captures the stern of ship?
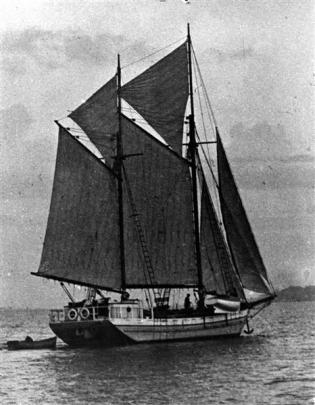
[49,303,136,347]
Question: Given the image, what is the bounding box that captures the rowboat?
[7,336,57,350]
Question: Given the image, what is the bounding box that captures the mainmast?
[116,54,126,290]
[187,24,203,293]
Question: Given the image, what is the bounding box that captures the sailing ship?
[32,25,275,347]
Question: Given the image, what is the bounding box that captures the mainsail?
[217,132,274,297]
[37,126,121,291]
[121,116,198,287]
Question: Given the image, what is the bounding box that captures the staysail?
[200,177,244,299]
[121,116,198,287]
[36,126,121,291]
[217,132,274,296]
[69,76,117,166]
[121,43,189,154]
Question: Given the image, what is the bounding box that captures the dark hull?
[50,320,133,348]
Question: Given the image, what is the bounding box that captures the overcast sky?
[0,0,314,308]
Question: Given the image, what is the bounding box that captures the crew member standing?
[184,293,191,312]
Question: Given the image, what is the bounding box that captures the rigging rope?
[192,47,218,129]
[191,44,223,214]
[192,53,221,205]
[122,36,186,69]
[192,53,208,143]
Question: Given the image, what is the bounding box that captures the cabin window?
[110,306,142,319]
[110,307,121,319]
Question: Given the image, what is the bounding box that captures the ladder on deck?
[123,165,170,307]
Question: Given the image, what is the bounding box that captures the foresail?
[217,133,274,296]
[37,126,121,291]
[69,76,117,166]
[121,43,189,155]
[200,178,244,299]
[121,116,198,287]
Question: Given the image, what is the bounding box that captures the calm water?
[0,302,314,405]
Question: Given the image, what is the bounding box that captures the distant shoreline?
[275,285,315,302]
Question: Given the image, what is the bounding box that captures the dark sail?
[69,76,117,166]
[36,126,121,291]
[121,116,198,287]
[200,178,244,299]
[217,133,274,296]
[121,43,189,154]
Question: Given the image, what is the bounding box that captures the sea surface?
[0,302,314,405]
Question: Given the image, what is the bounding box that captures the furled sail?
[121,116,198,287]
[36,126,121,291]
[200,178,244,299]
[69,76,117,166]
[217,133,274,296]
[121,43,189,155]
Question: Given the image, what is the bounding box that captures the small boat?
[7,336,57,350]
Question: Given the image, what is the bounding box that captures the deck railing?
[49,306,109,323]
[49,305,246,323]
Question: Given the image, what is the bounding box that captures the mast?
[187,24,203,292]
[116,54,126,290]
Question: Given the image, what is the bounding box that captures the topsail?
[69,76,117,166]
[121,43,189,154]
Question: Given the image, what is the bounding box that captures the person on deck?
[184,294,191,312]
[197,291,205,311]
[122,291,130,301]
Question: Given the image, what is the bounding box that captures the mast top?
[117,53,121,71]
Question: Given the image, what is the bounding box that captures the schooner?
[32,25,275,347]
